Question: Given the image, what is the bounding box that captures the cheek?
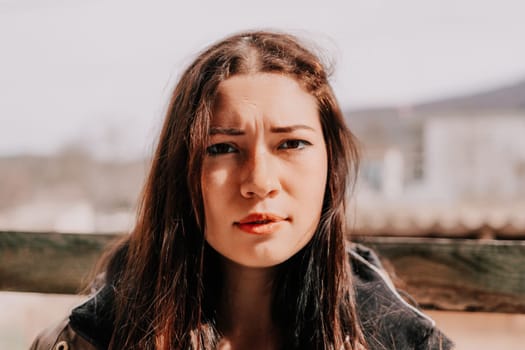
[201,165,234,225]
[304,178,326,225]
[290,149,328,232]
[295,150,328,198]
[202,166,230,195]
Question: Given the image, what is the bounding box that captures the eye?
[278,139,312,150]
[206,143,238,156]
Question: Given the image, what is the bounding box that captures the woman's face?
[201,73,328,268]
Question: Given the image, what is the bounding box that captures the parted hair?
[103,30,366,350]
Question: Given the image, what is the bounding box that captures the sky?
[1,0,525,159]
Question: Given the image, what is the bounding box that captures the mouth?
[235,213,288,235]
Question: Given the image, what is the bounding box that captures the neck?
[218,258,277,339]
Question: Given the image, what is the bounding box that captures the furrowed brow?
[209,127,245,136]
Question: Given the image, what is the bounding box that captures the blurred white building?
[424,113,525,201]
[348,78,525,204]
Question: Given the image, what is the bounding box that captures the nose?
[240,151,281,199]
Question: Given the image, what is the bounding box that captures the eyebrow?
[270,125,315,133]
[209,124,315,135]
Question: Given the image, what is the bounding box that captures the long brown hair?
[104,30,365,350]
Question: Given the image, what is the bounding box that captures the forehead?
[212,73,319,126]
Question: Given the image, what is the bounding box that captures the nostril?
[241,183,280,199]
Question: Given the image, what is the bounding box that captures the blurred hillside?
[348,77,525,118]
[0,148,146,232]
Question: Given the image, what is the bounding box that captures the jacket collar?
[69,244,450,350]
[69,284,115,350]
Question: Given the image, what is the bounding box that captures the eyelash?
[206,143,238,156]
[205,139,312,156]
[278,139,312,150]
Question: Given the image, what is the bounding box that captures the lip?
[235,213,288,235]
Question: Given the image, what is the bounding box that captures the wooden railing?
[1,231,524,313]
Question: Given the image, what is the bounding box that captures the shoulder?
[348,243,454,350]
[30,285,115,350]
[29,318,96,350]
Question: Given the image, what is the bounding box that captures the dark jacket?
[30,244,453,350]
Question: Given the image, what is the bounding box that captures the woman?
[31,31,453,350]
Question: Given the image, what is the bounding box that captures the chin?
[220,254,283,268]
[207,233,314,269]
[227,245,305,268]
